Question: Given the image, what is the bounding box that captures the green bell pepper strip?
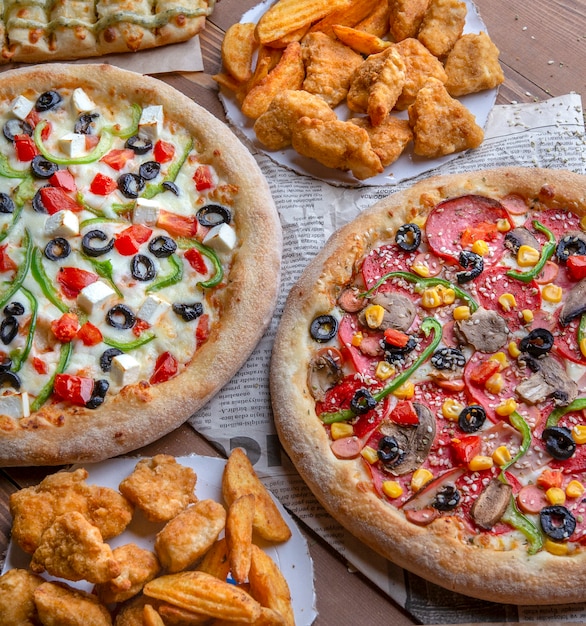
[0,203,23,245]
[103,332,156,352]
[109,103,142,139]
[10,286,37,372]
[545,397,586,429]
[500,496,544,555]
[146,253,183,293]
[506,220,556,283]
[30,342,72,413]
[79,216,125,229]
[142,138,194,199]
[321,317,442,424]
[13,176,35,207]
[500,411,532,472]
[30,247,69,313]
[34,120,114,165]
[579,313,586,352]
[362,271,479,313]
[83,256,123,298]
[0,153,29,178]
[177,238,223,289]
[0,229,33,310]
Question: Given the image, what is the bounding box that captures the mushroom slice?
[516,356,578,407]
[307,347,344,402]
[455,307,509,353]
[559,278,586,326]
[470,479,512,530]
[504,227,540,254]
[358,291,417,332]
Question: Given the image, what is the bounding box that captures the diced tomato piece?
[451,435,482,465]
[193,164,214,191]
[51,312,80,342]
[389,400,419,425]
[90,172,118,196]
[157,210,199,238]
[53,373,94,405]
[0,244,17,272]
[567,255,586,281]
[101,148,134,170]
[114,224,153,256]
[32,357,48,375]
[14,134,39,161]
[154,139,175,163]
[468,359,500,386]
[196,314,209,343]
[184,248,207,274]
[39,187,83,215]
[49,169,77,192]
[132,318,151,337]
[25,110,41,128]
[85,135,100,150]
[57,267,98,298]
[150,351,178,384]
[383,328,409,348]
[537,469,564,490]
[435,379,466,392]
[460,221,499,246]
[76,322,103,346]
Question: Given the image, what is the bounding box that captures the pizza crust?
[271,167,586,605]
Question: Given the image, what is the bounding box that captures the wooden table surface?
[1,0,585,624]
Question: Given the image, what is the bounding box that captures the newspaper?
[189,93,586,624]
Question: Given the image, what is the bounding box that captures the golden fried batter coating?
[417,0,467,57]
[254,89,336,150]
[95,543,161,604]
[350,116,413,166]
[30,511,121,583]
[389,0,431,41]
[113,595,162,626]
[444,31,505,96]
[9,468,133,554]
[118,455,197,523]
[33,581,112,626]
[347,46,406,126]
[291,117,383,180]
[0,568,44,626]
[301,31,363,108]
[408,77,484,157]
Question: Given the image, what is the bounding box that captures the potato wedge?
[226,493,255,584]
[309,0,374,38]
[222,448,292,543]
[332,25,391,55]
[196,537,231,580]
[143,604,165,626]
[222,22,258,83]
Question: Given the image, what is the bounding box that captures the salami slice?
[524,208,582,243]
[361,244,420,291]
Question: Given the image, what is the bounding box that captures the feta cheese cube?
[44,210,79,238]
[133,198,161,226]
[138,295,170,324]
[59,132,86,158]
[202,223,237,254]
[77,281,116,314]
[138,105,163,142]
[0,391,30,419]
[72,88,96,113]
[111,353,141,387]
[11,95,34,121]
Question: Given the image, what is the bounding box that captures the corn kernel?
[442,398,465,421]
[522,309,534,323]
[330,422,354,440]
[393,381,415,399]
[364,304,385,328]
[375,360,395,381]
[489,351,509,370]
[411,214,427,228]
[453,305,471,320]
[580,215,586,230]
[411,262,430,277]
[573,425,586,444]
[497,218,511,232]
[351,332,363,347]
[508,341,521,358]
[441,288,456,305]
[546,487,566,506]
[544,538,569,556]
[566,480,585,498]
[580,337,586,359]
[361,446,379,464]
[542,284,563,303]
[471,239,490,256]
[498,293,517,312]
[382,480,403,499]
[492,445,512,466]
[517,244,540,267]
[485,372,504,394]
[411,468,434,492]
[421,287,441,309]
[495,398,517,417]
[468,455,494,471]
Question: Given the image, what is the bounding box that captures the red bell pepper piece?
[150,351,178,384]
[54,373,94,405]
[90,172,118,196]
[451,435,482,466]
[114,224,153,256]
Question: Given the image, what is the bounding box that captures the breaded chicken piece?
[291,117,383,180]
[95,543,161,604]
[301,32,363,108]
[394,38,448,109]
[0,568,44,626]
[9,468,133,554]
[30,511,121,583]
[34,581,112,626]
[254,89,336,150]
[350,116,413,166]
[418,0,467,57]
[390,0,431,41]
[118,455,197,523]
[444,32,505,96]
[113,595,162,626]
[408,77,484,157]
[347,46,406,126]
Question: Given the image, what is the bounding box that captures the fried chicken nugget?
[30,511,121,583]
[389,0,431,41]
[34,581,112,626]
[254,89,336,150]
[417,0,467,57]
[0,568,44,626]
[355,1,392,38]
[444,32,505,97]
[119,455,197,523]
[408,77,484,157]
[301,32,363,108]
[350,116,413,166]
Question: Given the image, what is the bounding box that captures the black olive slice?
[100,348,123,372]
[0,357,13,372]
[44,237,71,261]
[81,230,114,257]
[350,388,377,415]
[0,193,15,214]
[519,328,554,358]
[118,173,145,199]
[131,254,156,281]
[31,155,58,179]
[32,186,49,213]
[74,112,99,135]
[556,236,586,263]
[540,505,576,541]
[310,315,338,343]
[86,379,109,409]
[542,426,576,460]
[148,235,177,258]
[162,181,179,195]
[378,435,405,466]
[395,223,422,252]
[197,204,232,227]
[139,161,160,180]
[384,335,417,364]
[456,250,484,284]
[106,304,136,329]
[35,90,63,112]
[432,485,461,511]
[4,302,24,316]
[431,347,466,371]
[3,118,32,142]
[125,135,153,155]
[0,370,21,390]
[458,405,486,433]
[172,302,204,322]
[0,316,18,344]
